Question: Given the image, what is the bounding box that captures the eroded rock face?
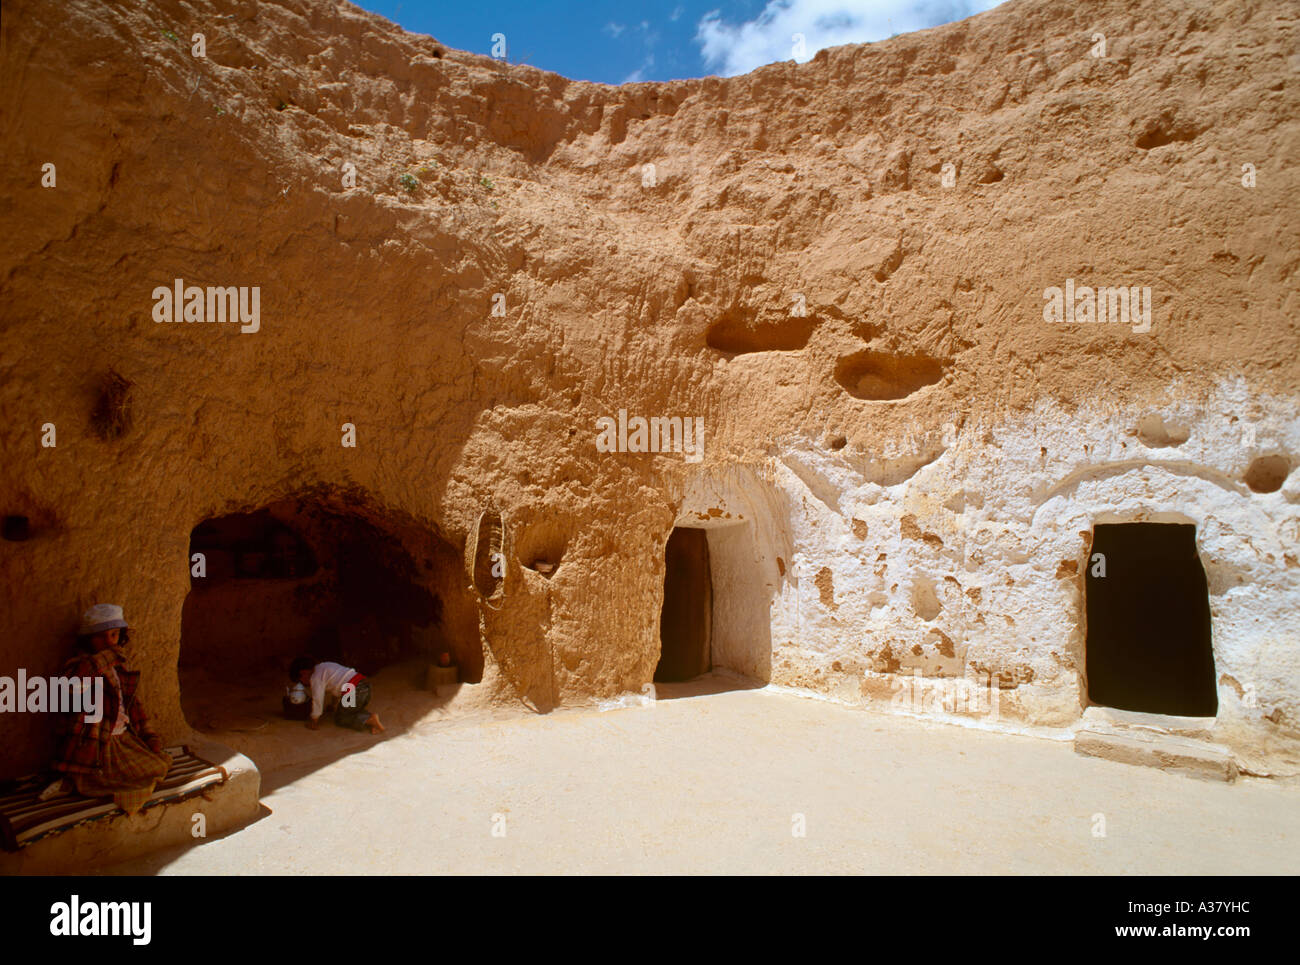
[1,0,1297,776]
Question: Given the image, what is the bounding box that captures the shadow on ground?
[181,656,509,794]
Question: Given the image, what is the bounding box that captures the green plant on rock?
[480,175,494,192]
[398,172,419,193]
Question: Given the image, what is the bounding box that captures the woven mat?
[0,746,228,851]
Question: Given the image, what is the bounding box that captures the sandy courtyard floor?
[105,678,1300,875]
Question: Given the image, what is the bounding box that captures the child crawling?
[289,657,385,734]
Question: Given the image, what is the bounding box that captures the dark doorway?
[656,527,712,682]
[1085,522,1217,716]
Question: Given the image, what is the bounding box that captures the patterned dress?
[51,648,172,815]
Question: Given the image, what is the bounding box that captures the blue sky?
[352,0,1005,83]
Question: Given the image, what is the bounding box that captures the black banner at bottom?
[0,875,1276,951]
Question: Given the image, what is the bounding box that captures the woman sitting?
[48,604,172,815]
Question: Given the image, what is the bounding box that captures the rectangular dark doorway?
[655,527,712,682]
[1085,522,1217,717]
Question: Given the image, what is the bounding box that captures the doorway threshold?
[1080,704,1216,737]
[1075,706,1235,782]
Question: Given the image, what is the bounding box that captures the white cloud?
[670,4,685,20]
[696,0,1006,77]
[623,54,656,83]
[635,20,660,48]
[607,19,660,49]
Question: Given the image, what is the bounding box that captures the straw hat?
[78,604,129,636]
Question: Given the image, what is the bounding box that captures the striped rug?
[0,746,228,851]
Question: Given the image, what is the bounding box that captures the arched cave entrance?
[179,494,480,733]
[655,521,770,687]
[1084,522,1217,717]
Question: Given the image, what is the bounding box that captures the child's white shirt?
[309,661,359,719]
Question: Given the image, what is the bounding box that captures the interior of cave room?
[178,494,479,734]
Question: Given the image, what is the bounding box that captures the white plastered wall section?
[695,380,1299,771]
[1037,474,1299,771]
[1019,384,1300,774]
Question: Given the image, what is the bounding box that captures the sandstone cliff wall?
[1,0,1297,776]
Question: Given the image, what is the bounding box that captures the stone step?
[1074,728,1238,782]
[0,737,260,873]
